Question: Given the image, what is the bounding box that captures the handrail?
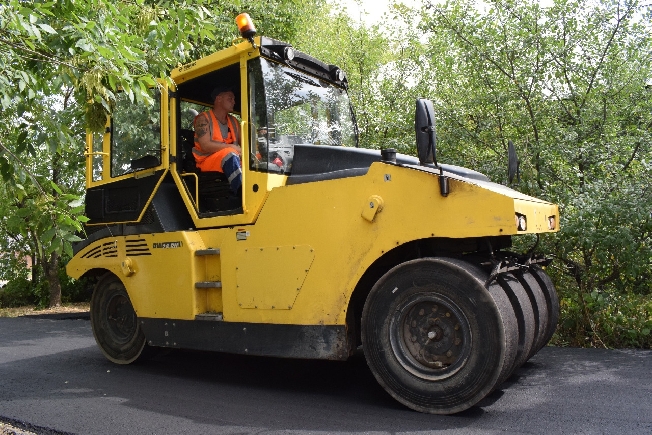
[180,172,200,211]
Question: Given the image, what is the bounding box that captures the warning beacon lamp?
[236,13,257,44]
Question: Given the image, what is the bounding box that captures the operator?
[193,86,242,194]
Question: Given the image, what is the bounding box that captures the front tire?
[90,273,148,364]
[361,258,512,414]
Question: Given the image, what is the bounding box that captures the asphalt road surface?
[0,315,650,435]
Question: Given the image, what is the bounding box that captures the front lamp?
[515,214,527,231]
[284,47,295,62]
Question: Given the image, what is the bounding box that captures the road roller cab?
[67,14,560,415]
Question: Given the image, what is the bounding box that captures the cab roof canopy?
[175,37,347,111]
[177,63,241,111]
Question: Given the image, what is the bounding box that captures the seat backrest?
[180,129,198,173]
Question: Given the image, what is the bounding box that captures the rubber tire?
[530,266,560,345]
[91,273,149,364]
[515,270,550,358]
[361,258,514,414]
[496,273,536,374]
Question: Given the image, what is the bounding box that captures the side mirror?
[415,98,437,166]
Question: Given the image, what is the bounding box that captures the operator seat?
[179,128,236,214]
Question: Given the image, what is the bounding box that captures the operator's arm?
[194,113,242,154]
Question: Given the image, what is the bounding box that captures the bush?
[551,287,652,349]
[0,271,91,308]
[0,277,47,308]
[59,269,91,304]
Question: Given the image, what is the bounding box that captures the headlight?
[284,46,295,61]
[515,214,527,231]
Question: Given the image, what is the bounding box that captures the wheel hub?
[402,301,464,368]
[390,293,472,380]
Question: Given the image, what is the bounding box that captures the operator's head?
[211,86,235,112]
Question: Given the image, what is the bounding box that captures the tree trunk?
[47,111,63,308]
[44,251,62,307]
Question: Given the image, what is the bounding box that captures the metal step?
[195,312,223,321]
[195,248,221,256]
[195,281,222,288]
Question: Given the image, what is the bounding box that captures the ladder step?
[195,312,223,321]
[195,248,220,256]
[195,281,222,288]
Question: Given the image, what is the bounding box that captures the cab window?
[110,89,162,177]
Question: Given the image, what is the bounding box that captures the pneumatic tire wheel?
[361,258,508,414]
[91,273,149,364]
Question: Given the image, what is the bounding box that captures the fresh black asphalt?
[0,315,650,434]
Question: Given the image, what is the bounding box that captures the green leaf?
[50,182,63,195]
[64,242,73,259]
[38,23,57,34]
[16,208,32,218]
[16,130,28,153]
[42,227,57,243]
[30,24,42,41]
[6,216,25,232]
[64,234,83,242]
[68,198,84,208]
[75,38,94,52]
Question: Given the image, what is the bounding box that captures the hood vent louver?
[125,238,152,256]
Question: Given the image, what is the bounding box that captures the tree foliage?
[304,0,651,347]
[0,0,320,307]
[0,0,650,347]
[416,0,652,347]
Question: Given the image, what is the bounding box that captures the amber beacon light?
[236,13,257,40]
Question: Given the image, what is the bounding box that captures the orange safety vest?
[193,111,241,172]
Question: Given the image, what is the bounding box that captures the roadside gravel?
[0,422,36,435]
[0,303,89,318]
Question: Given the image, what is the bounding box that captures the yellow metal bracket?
[135,169,157,179]
[362,195,384,222]
[121,257,136,277]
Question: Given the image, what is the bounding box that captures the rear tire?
[91,273,149,364]
[361,258,512,414]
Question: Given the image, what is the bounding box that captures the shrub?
[0,271,90,308]
[0,277,46,308]
[551,287,652,349]
[59,268,91,304]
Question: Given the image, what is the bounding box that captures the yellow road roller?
[67,14,560,414]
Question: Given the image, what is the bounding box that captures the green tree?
[419,0,652,346]
[294,5,390,148]
[295,1,440,153]
[303,0,652,347]
[0,0,321,307]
